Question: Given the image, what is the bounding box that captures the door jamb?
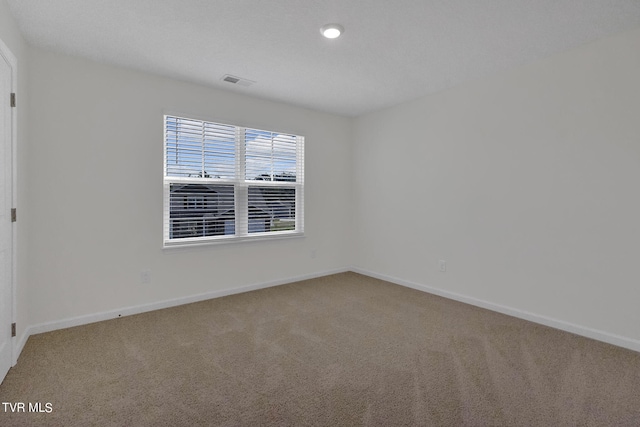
[0,36,18,367]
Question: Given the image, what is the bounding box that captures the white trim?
[351,267,640,353]
[15,328,28,362]
[0,36,18,367]
[163,231,305,249]
[18,268,349,345]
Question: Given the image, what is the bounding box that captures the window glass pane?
[169,184,235,239]
[248,187,296,233]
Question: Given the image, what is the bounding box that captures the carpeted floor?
[1,272,640,426]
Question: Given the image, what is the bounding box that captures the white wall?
[26,48,352,327]
[353,27,640,347]
[0,0,29,352]
[9,3,640,354]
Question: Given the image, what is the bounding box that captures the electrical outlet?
[438,260,447,272]
[140,269,151,284]
[310,249,317,259]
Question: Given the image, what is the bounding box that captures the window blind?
[165,117,237,179]
[245,129,299,182]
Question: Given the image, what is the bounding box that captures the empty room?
[1,0,640,425]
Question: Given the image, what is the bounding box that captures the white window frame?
[163,115,304,248]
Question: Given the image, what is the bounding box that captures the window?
[163,115,304,246]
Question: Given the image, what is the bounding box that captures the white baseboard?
[14,265,639,364]
[351,267,640,353]
[14,330,29,366]
[14,267,349,363]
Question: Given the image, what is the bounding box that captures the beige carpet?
[1,272,640,426]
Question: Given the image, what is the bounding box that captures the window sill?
[162,231,305,250]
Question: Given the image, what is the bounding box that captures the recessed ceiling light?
[320,24,344,39]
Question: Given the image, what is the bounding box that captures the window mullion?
[236,127,248,236]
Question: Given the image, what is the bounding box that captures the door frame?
[0,35,18,367]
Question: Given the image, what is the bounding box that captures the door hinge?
[11,208,16,222]
[10,93,16,108]
[11,323,16,337]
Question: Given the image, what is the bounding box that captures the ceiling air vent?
[221,74,255,87]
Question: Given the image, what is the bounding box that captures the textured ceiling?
[7,0,640,117]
